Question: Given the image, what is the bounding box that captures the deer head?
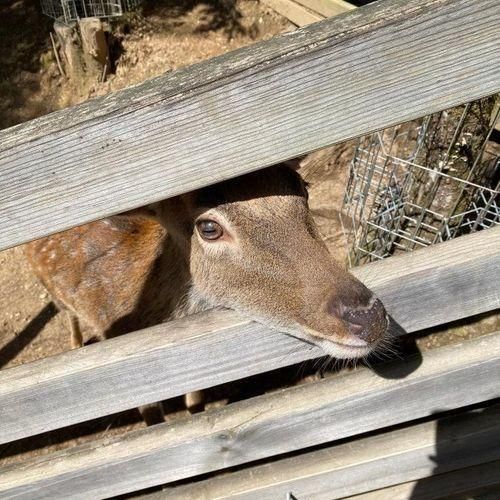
[157,165,388,359]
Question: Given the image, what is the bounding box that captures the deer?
[25,164,389,423]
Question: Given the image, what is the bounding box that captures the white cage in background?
[40,0,141,23]
[342,97,499,266]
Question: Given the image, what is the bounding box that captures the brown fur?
[26,166,388,415]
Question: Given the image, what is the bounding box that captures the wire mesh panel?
[122,0,141,10]
[41,0,141,23]
[40,0,65,20]
[342,97,499,266]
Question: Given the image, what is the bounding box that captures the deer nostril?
[341,298,388,343]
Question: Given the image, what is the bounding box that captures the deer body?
[26,166,388,420]
[28,214,196,340]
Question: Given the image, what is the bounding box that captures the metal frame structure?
[343,98,499,265]
[40,0,141,23]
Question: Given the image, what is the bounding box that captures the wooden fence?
[0,0,499,498]
[262,0,355,27]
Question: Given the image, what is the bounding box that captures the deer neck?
[140,232,212,325]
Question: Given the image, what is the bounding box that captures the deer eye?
[196,220,223,241]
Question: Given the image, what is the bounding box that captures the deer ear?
[122,204,162,221]
[281,155,307,170]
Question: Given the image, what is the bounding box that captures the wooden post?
[49,32,65,77]
[53,18,108,84]
[79,17,109,83]
[53,20,85,82]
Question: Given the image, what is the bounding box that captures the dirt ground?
[0,0,292,368]
[0,0,356,372]
[0,0,497,468]
[0,0,355,465]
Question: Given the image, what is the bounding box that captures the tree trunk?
[54,20,85,83]
[53,18,108,85]
[79,18,109,83]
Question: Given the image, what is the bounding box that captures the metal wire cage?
[342,97,499,266]
[40,0,142,23]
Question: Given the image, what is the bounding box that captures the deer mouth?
[316,338,374,359]
[293,324,380,360]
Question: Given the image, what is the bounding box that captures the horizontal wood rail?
[345,461,500,500]
[160,406,500,499]
[0,0,499,251]
[262,0,355,27]
[262,0,324,26]
[1,332,499,499]
[295,0,356,18]
[0,228,498,444]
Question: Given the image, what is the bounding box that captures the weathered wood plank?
[352,226,500,333]
[345,461,500,500]
[0,228,498,444]
[262,0,324,26]
[262,0,354,28]
[1,0,499,251]
[295,0,355,19]
[1,333,499,499]
[158,406,500,499]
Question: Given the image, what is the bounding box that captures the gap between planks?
[0,331,499,499]
[157,405,500,499]
[0,227,498,445]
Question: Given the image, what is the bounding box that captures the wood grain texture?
[262,0,323,26]
[0,228,498,445]
[1,333,499,499]
[0,0,499,251]
[345,461,500,500]
[294,0,355,19]
[352,226,500,333]
[158,406,500,499]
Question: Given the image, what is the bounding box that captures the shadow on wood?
[368,315,423,380]
[408,406,500,499]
